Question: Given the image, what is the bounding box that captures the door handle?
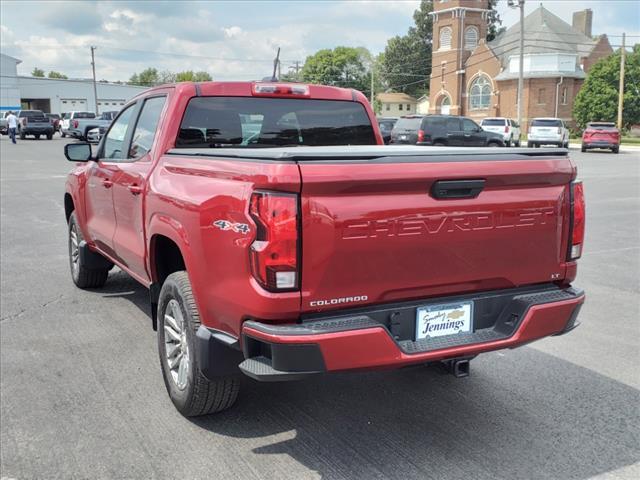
[102,179,113,188]
[431,179,485,199]
[127,184,143,195]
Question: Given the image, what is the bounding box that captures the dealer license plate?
[415,301,473,341]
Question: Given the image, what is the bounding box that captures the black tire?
[527,141,534,148]
[612,147,619,154]
[61,132,66,138]
[433,141,447,147]
[158,271,240,416]
[47,133,53,140]
[35,134,41,140]
[515,138,521,147]
[581,144,587,152]
[488,141,502,148]
[505,137,511,147]
[19,129,25,140]
[68,212,109,288]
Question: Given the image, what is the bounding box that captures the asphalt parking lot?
[1,136,639,480]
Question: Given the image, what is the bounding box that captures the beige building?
[376,92,418,117]
[416,95,430,114]
[428,0,612,131]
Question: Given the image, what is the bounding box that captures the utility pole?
[617,33,626,129]
[90,46,99,114]
[517,0,525,130]
[508,0,525,129]
[370,66,374,105]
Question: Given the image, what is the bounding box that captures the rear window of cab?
[176,97,377,148]
[481,118,506,126]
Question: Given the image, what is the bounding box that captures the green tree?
[31,67,45,77]
[175,70,212,82]
[377,0,432,97]
[129,67,159,86]
[158,70,176,84]
[573,45,640,130]
[47,71,68,79]
[486,0,505,41]
[301,46,371,97]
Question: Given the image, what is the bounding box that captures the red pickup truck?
[64,81,585,416]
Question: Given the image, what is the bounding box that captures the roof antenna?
[271,47,281,81]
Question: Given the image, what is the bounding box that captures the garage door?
[97,99,125,114]
[60,98,88,113]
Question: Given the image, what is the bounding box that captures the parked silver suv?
[480,117,521,147]
[527,118,570,148]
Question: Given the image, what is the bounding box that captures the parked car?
[0,113,7,135]
[527,118,570,148]
[62,111,117,140]
[581,122,620,153]
[45,113,61,133]
[86,125,108,144]
[85,111,118,144]
[377,117,397,144]
[480,117,521,147]
[14,110,54,140]
[63,81,584,416]
[391,115,505,147]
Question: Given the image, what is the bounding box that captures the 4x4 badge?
[213,220,249,234]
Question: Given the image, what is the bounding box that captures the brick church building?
[427,0,613,131]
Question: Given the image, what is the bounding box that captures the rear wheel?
[19,129,25,140]
[61,132,66,138]
[612,147,619,154]
[158,271,240,416]
[35,134,41,140]
[527,141,534,148]
[505,137,512,147]
[515,137,521,147]
[68,212,109,288]
[47,133,53,140]
[433,141,446,147]
[581,144,587,152]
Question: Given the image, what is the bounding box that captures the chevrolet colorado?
[64,81,585,416]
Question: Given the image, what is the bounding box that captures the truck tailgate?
[298,149,575,313]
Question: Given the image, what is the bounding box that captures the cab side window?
[128,96,166,159]
[102,105,135,160]
[462,119,479,132]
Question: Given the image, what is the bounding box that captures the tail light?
[23,117,28,126]
[504,125,509,133]
[249,191,299,291]
[252,83,310,97]
[557,127,562,134]
[73,120,79,128]
[568,181,585,260]
[418,129,425,142]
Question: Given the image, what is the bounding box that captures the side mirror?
[65,142,93,162]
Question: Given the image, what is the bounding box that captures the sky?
[1,0,638,83]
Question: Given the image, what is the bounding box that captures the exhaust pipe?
[441,357,471,378]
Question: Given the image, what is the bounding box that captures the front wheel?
[581,144,587,152]
[158,271,240,416]
[487,141,502,148]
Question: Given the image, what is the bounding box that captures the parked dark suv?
[390,115,505,147]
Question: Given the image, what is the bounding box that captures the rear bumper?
[583,142,618,149]
[237,285,584,381]
[22,127,53,134]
